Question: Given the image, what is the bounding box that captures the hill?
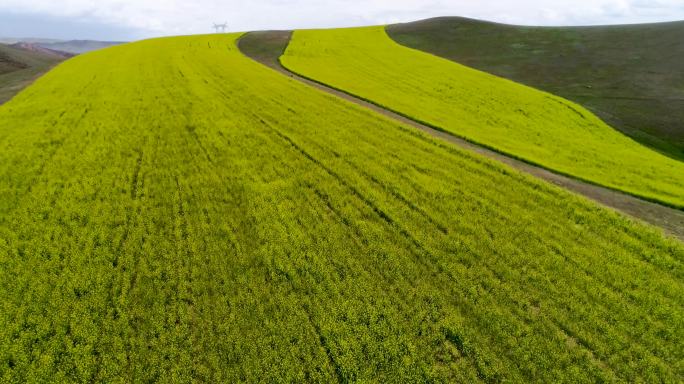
[280,26,684,209]
[387,17,684,160]
[0,33,682,382]
[0,43,65,104]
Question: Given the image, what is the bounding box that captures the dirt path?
[237,31,684,242]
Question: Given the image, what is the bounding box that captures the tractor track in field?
[237,31,684,242]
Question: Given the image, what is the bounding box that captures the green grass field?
[387,17,684,161]
[281,26,684,209]
[0,43,64,104]
[0,34,683,382]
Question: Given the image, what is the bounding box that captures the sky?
[0,0,683,41]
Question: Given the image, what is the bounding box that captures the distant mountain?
[39,40,124,54]
[0,37,63,45]
[0,38,123,104]
[0,42,66,104]
[0,38,125,54]
[0,43,63,75]
[10,42,73,59]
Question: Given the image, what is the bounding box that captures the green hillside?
[387,17,684,160]
[281,26,684,209]
[0,43,64,104]
[0,34,683,382]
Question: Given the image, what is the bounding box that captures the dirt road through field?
[238,31,684,241]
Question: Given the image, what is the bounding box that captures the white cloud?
[0,0,683,39]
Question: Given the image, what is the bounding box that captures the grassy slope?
[237,31,293,70]
[281,26,684,209]
[387,17,684,161]
[0,43,63,104]
[0,34,683,382]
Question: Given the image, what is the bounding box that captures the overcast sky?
[1,0,683,41]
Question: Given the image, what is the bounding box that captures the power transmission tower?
[213,22,228,33]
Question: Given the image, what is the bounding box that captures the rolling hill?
[0,43,66,104]
[387,17,684,161]
[280,26,684,209]
[0,33,682,382]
